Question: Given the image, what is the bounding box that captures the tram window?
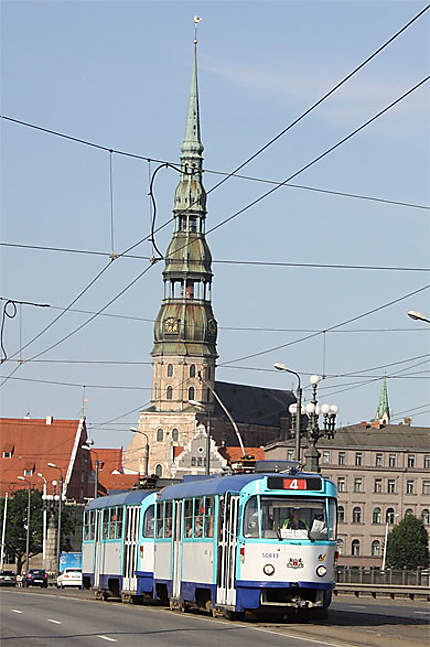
[184,499,193,537]
[109,508,117,539]
[116,507,123,539]
[143,504,155,538]
[194,498,204,537]
[103,509,110,540]
[83,511,89,540]
[156,502,163,537]
[89,510,95,540]
[165,501,173,538]
[204,497,215,538]
[244,497,259,537]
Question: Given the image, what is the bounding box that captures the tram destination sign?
[267,477,322,491]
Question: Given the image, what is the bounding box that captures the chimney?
[46,416,54,425]
[401,417,412,426]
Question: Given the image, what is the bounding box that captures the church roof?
[214,381,295,427]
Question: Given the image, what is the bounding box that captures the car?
[0,570,16,586]
[23,568,48,588]
[56,568,82,589]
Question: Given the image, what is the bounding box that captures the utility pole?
[0,493,8,569]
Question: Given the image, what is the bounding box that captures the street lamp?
[304,375,339,473]
[408,310,430,324]
[189,400,211,476]
[130,429,150,477]
[17,476,31,572]
[274,363,302,462]
[36,473,47,562]
[48,463,63,573]
[81,445,100,498]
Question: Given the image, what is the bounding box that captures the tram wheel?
[225,610,245,621]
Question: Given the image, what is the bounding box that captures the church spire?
[181,43,203,156]
[376,375,390,424]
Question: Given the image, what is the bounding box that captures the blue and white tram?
[82,489,157,602]
[153,471,338,617]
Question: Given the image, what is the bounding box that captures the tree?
[0,489,43,574]
[0,490,79,574]
[386,514,429,570]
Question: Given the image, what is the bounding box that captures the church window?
[185,281,194,299]
[172,429,179,442]
[155,464,163,477]
[189,364,196,378]
[188,386,195,401]
[189,217,197,233]
[167,364,173,377]
[166,386,173,400]
[180,217,187,231]
[157,429,163,442]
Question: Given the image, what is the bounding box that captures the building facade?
[264,421,430,567]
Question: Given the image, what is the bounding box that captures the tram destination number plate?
[267,477,322,490]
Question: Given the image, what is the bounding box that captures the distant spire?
[181,38,203,156]
[376,375,390,424]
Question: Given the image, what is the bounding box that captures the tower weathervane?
[193,15,202,44]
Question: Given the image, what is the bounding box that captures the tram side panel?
[136,495,157,597]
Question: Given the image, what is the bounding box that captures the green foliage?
[0,489,43,565]
[386,514,429,570]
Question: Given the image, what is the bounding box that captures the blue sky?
[1,1,429,448]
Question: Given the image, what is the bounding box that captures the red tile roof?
[219,446,266,463]
[0,417,90,500]
[90,448,140,494]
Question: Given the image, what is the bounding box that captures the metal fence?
[336,566,429,587]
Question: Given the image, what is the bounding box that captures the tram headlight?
[316,565,327,578]
[263,563,275,576]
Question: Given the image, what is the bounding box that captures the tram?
[153,468,338,617]
[82,489,157,602]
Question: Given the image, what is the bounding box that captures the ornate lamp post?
[130,429,150,477]
[303,375,338,473]
[36,473,47,561]
[48,463,63,573]
[16,476,31,572]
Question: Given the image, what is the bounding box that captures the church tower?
[376,375,390,424]
[123,41,218,478]
[151,42,218,411]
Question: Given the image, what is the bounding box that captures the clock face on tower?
[164,317,179,334]
[207,318,217,336]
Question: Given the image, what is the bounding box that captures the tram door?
[93,509,102,588]
[216,493,239,607]
[123,506,140,591]
[172,500,183,599]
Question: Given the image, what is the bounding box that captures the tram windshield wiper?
[276,526,283,541]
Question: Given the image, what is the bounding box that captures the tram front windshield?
[244,496,336,540]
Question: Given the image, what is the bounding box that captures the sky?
[1,1,429,449]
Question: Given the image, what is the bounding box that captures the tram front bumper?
[235,580,333,610]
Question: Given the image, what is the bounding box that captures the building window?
[405,508,413,517]
[166,386,173,400]
[422,509,430,526]
[406,480,414,495]
[355,452,362,466]
[23,469,33,477]
[423,481,430,495]
[387,479,395,494]
[351,539,360,556]
[322,451,330,465]
[408,455,415,468]
[2,451,12,459]
[374,478,382,493]
[188,386,195,401]
[172,429,179,442]
[189,364,196,378]
[354,477,363,493]
[156,429,163,442]
[386,508,395,524]
[155,464,163,477]
[338,452,345,465]
[167,364,173,377]
[337,538,344,555]
[388,454,396,467]
[287,449,294,460]
[375,453,383,467]
[371,540,381,557]
[352,507,361,524]
[338,506,344,523]
[372,507,382,524]
[424,456,430,470]
[337,477,345,492]
[191,457,197,466]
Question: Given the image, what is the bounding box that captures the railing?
[336,566,429,587]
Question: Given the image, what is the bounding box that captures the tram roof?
[85,488,156,510]
[159,472,330,499]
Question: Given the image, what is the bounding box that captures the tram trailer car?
[153,472,338,618]
[82,489,157,602]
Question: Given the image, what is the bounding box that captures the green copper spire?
[181,44,203,156]
[376,375,390,423]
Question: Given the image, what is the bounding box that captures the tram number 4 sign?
[267,477,322,491]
